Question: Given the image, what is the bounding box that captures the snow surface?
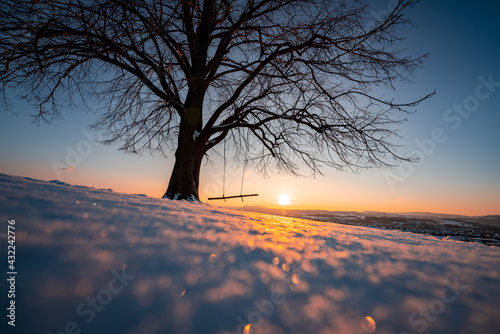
[0,173,499,334]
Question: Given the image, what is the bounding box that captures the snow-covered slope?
[1,173,499,334]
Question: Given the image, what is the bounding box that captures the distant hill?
[238,206,500,225]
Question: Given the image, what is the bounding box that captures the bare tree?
[0,0,432,200]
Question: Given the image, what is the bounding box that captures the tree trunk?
[163,92,205,200]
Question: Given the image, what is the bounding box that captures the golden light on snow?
[278,194,291,206]
[360,315,376,332]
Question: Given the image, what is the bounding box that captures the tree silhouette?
[0,0,432,200]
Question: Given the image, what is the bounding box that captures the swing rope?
[222,139,226,199]
[240,159,246,197]
[207,140,258,201]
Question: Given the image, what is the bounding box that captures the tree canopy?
[0,0,432,199]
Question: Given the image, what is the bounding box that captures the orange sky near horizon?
[2,157,497,217]
[206,174,500,217]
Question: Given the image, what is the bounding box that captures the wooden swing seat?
[208,194,258,201]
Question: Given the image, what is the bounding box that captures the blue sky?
[1,0,499,215]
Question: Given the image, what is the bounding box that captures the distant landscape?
[238,206,500,247]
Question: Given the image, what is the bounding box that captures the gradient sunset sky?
[1,0,499,216]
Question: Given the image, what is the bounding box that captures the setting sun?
[278,194,291,206]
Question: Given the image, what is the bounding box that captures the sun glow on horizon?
[278,194,291,206]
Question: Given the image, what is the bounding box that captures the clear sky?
[1,0,499,216]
